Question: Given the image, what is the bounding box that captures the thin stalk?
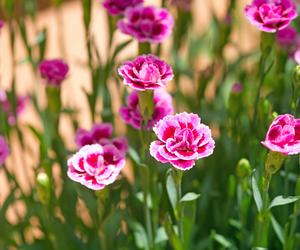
[174,170,184,244]
[254,171,271,248]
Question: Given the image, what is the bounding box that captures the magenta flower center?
[138,63,161,82]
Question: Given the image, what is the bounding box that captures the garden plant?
[1,0,300,249]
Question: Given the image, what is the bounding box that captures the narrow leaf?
[180,192,200,203]
[252,174,263,212]
[166,173,177,210]
[269,195,300,209]
[270,214,284,244]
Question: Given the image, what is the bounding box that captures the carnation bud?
[236,158,251,178]
[265,151,286,175]
[36,172,51,205]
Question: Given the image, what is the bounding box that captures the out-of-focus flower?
[150,112,215,170]
[103,0,143,16]
[0,90,27,125]
[276,26,298,49]
[261,114,300,155]
[120,89,174,129]
[67,144,125,190]
[244,0,298,33]
[0,136,9,166]
[118,54,173,91]
[75,123,128,154]
[169,0,192,10]
[294,48,300,64]
[0,20,4,30]
[118,6,174,43]
[231,82,243,93]
[38,59,69,87]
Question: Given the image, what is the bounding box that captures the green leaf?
[163,215,183,250]
[212,233,232,248]
[180,192,200,203]
[182,197,197,249]
[270,214,284,244]
[166,172,177,210]
[136,192,152,209]
[128,221,149,250]
[252,174,263,212]
[269,195,300,209]
[155,227,168,244]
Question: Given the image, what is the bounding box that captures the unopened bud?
[236,158,251,178]
[36,172,50,205]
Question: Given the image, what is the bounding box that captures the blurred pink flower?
[0,136,9,166]
[244,0,298,33]
[75,123,128,155]
[118,6,174,43]
[262,114,300,155]
[0,20,4,29]
[120,89,174,129]
[103,0,143,16]
[39,59,69,87]
[294,48,300,64]
[118,54,173,91]
[0,90,27,125]
[276,26,298,49]
[231,82,243,93]
[67,144,125,190]
[170,0,192,10]
[150,112,215,170]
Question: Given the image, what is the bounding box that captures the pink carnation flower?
[75,123,128,155]
[118,54,173,91]
[38,59,69,87]
[67,144,125,190]
[150,112,215,170]
[0,136,9,166]
[103,0,144,16]
[276,26,298,48]
[0,90,27,126]
[118,6,174,43]
[261,114,300,155]
[120,89,174,129]
[244,0,298,33]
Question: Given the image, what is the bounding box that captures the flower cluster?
[39,59,69,87]
[150,112,215,170]
[262,114,300,155]
[0,136,9,166]
[118,6,174,43]
[118,54,173,91]
[103,0,143,16]
[120,89,174,129]
[67,144,125,190]
[0,90,27,125]
[68,123,128,189]
[244,0,298,33]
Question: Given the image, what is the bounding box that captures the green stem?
[253,33,274,126]
[284,176,300,250]
[174,170,184,244]
[254,171,271,248]
[138,42,151,55]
